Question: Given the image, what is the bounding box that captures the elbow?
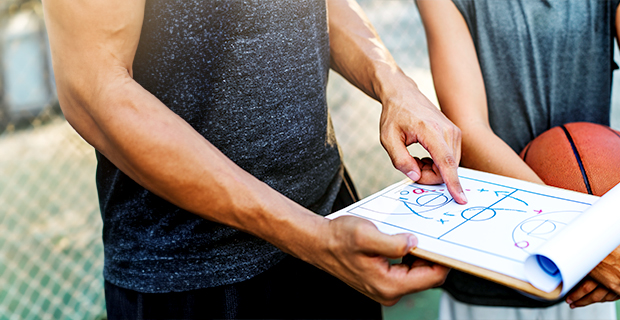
[55,78,106,152]
[54,69,130,153]
[55,78,86,121]
[55,66,124,114]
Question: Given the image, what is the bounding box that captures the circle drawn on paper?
[520,220,557,235]
[415,193,450,208]
[512,211,580,253]
[461,207,496,221]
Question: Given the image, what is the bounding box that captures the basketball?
[519,122,620,196]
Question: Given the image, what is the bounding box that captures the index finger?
[389,260,450,293]
[425,139,467,204]
[439,157,467,204]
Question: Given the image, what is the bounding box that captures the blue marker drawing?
[327,167,598,297]
[338,169,593,266]
[495,191,528,206]
[402,201,432,219]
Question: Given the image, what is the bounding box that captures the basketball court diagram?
[330,169,597,266]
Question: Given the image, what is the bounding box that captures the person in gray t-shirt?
[44,0,468,318]
[418,0,620,319]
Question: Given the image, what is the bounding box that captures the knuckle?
[427,119,440,130]
[442,122,456,134]
[417,119,429,132]
[350,223,371,248]
[427,269,448,287]
[433,274,447,287]
[608,283,620,295]
[376,285,400,303]
[379,132,390,148]
[593,291,607,302]
[452,124,462,135]
[442,154,459,168]
[351,230,365,249]
[381,298,400,307]
[573,289,587,300]
[584,281,598,292]
[427,121,441,135]
[395,240,410,255]
[391,156,410,171]
[452,126,462,140]
[566,293,577,302]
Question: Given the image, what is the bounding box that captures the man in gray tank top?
[44,0,466,318]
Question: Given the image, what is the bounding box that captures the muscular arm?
[44,0,310,253]
[44,0,447,305]
[417,0,544,185]
[327,0,467,204]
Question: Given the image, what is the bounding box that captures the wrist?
[249,192,331,264]
[372,65,421,106]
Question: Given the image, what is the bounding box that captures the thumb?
[362,231,419,259]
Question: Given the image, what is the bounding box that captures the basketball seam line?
[604,126,620,140]
[522,143,531,163]
[560,125,593,195]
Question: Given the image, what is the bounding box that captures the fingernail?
[460,191,468,203]
[566,299,573,304]
[408,235,418,248]
[406,171,420,181]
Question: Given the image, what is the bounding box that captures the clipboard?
[410,247,562,300]
[326,168,620,300]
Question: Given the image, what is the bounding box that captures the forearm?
[418,0,542,185]
[44,0,331,262]
[327,0,466,203]
[327,0,414,103]
[58,69,325,263]
[459,123,544,184]
[45,0,453,304]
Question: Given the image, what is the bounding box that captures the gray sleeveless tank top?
[454,0,618,154]
[96,0,342,293]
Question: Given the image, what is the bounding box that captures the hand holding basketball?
[520,122,620,307]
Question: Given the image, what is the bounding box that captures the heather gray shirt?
[453,0,618,154]
[96,0,342,293]
[442,0,619,307]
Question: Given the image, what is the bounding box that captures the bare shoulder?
[42,0,145,73]
[42,0,147,150]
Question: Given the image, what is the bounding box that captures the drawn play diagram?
[327,168,598,282]
[512,211,580,252]
[327,168,620,299]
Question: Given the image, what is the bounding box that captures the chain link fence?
[0,0,106,318]
[1,1,620,319]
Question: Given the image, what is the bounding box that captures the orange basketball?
[519,122,620,196]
